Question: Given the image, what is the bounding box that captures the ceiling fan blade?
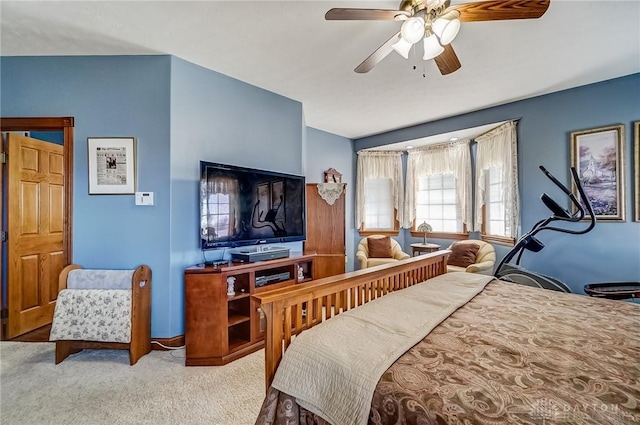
[325,8,410,21]
[451,0,550,22]
[433,44,461,75]
[354,32,401,73]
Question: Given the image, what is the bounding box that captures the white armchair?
[356,235,410,269]
[446,240,496,275]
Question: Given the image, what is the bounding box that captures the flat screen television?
[200,161,306,250]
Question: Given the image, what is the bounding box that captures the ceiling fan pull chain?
[413,52,418,71]
[411,42,417,70]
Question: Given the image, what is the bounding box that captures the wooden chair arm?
[58,264,82,292]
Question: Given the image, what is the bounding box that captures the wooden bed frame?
[54,264,152,365]
[252,251,449,389]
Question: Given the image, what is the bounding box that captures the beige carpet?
[0,342,265,425]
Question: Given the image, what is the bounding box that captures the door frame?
[0,117,74,340]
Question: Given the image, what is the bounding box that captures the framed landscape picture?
[570,124,625,221]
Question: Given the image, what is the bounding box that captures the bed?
[252,252,640,425]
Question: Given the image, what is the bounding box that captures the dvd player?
[255,272,291,287]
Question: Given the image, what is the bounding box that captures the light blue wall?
[168,57,305,336]
[0,54,308,338]
[355,73,640,294]
[1,55,174,334]
[306,127,356,271]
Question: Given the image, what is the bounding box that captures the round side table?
[411,243,441,256]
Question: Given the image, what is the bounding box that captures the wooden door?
[304,184,345,279]
[6,134,65,338]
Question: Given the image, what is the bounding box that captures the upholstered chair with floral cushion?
[49,264,152,365]
[356,235,410,269]
[446,240,495,275]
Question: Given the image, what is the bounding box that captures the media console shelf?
[184,252,316,366]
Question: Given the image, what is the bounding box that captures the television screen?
[200,161,306,250]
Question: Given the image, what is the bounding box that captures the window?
[405,141,472,236]
[363,178,395,230]
[484,167,509,237]
[415,174,462,233]
[362,121,519,243]
[475,121,519,243]
[356,151,406,233]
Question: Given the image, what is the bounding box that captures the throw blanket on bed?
[271,272,493,425]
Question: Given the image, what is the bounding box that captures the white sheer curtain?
[405,140,472,229]
[356,151,407,229]
[475,120,519,237]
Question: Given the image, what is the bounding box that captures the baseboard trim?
[151,335,185,351]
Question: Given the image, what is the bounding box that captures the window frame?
[412,172,465,235]
[480,166,514,246]
[409,228,468,241]
[474,121,519,246]
[480,204,516,246]
[356,151,405,235]
[359,220,400,236]
[406,140,473,240]
[359,177,398,233]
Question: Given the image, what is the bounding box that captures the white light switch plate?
[135,192,154,206]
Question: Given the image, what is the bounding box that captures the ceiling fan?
[325,0,550,75]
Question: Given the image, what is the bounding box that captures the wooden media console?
[184,252,316,366]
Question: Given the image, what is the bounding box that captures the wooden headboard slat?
[252,251,451,389]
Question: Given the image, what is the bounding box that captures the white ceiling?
[1,1,639,141]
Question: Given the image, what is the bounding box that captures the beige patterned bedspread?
[255,280,640,425]
[272,273,493,425]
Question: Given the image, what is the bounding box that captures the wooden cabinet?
[184,253,315,366]
[305,183,346,279]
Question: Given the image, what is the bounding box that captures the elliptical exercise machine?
[494,165,596,292]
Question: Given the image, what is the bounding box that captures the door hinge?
[1,231,7,242]
[0,152,6,164]
[0,308,7,320]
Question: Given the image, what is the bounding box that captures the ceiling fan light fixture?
[426,0,447,8]
[400,16,425,44]
[325,1,550,75]
[432,17,460,45]
[423,33,444,60]
[392,37,414,59]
